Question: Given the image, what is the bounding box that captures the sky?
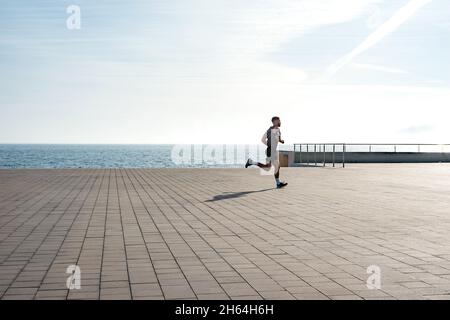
[1,0,450,144]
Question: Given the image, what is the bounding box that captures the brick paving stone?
[161,285,196,299]
[1,165,450,300]
[131,283,163,298]
[35,290,68,299]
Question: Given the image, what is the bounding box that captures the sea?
[1,144,445,169]
[0,144,286,169]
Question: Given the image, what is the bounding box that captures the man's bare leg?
[245,158,271,169]
[273,160,287,188]
[245,158,287,188]
[256,162,271,169]
[274,166,280,179]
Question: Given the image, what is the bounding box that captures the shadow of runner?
[205,188,274,202]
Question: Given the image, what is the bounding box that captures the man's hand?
[280,139,285,144]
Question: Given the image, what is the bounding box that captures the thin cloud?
[323,0,432,81]
[351,63,408,74]
[398,124,435,134]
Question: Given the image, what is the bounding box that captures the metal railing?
[293,143,450,167]
[294,143,346,167]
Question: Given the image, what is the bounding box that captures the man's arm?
[279,130,284,144]
[261,132,267,145]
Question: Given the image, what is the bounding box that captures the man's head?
[271,116,281,127]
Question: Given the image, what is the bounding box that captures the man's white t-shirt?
[262,127,281,160]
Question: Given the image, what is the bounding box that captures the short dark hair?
[271,116,280,122]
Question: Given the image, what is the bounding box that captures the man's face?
[273,119,281,127]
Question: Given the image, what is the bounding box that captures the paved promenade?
[1,165,450,300]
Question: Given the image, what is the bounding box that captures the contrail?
[322,0,432,81]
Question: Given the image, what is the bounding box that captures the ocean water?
[1,144,446,169]
[0,144,273,169]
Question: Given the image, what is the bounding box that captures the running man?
[245,116,288,189]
